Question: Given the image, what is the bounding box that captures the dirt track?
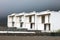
[0,36,60,40]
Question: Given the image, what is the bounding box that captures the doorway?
[44,24,50,31]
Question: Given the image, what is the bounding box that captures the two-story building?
[7,10,60,32]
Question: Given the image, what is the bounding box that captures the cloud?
[0,0,60,17]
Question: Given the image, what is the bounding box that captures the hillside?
[0,17,7,27]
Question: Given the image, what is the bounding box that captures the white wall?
[16,16,25,28]
[25,23,30,30]
[50,12,60,32]
[25,16,29,23]
[37,16,41,23]
[37,15,44,30]
[20,16,24,22]
[31,16,35,23]
[8,11,60,32]
[8,22,12,27]
[8,16,12,22]
[37,24,44,30]
[45,15,49,23]
[16,16,20,22]
[7,16,12,27]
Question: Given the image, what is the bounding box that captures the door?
[44,24,50,31]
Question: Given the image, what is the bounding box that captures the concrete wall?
[50,12,60,32]
[31,16,35,23]
[7,11,60,32]
[37,16,44,30]
[7,16,12,27]
[45,15,49,23]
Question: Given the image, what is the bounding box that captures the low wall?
[0,31,60,36]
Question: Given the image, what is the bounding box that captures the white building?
[7,10,60,32]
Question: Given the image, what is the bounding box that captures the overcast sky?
[0,0,60,18]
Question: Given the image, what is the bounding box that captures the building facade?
[7,10,60,32]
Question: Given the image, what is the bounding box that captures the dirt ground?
[0,36,60,40]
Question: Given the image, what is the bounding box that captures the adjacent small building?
[7,10,60,32]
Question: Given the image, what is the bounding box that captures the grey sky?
[0,0,60,18]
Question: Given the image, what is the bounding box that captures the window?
[49,24,50,30]
[19,17,22,22]
[30,23,32,29]
[41,15,45,23]
[12,22,14,27]
[44,24,50,31]
[44,24,46,30]
[20,22,23,27]
[29,16,32,22]
[48,15,50,23]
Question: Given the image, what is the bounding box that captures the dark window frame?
[12,22,14,27]
[41,15,45,23]
[29,16,32,22]
[20,22,23,27]
[30,23,33,29]
[44,24,50,31]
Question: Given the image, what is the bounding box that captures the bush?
[56,29,60,33]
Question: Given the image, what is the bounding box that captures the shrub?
[56,29,60,33]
